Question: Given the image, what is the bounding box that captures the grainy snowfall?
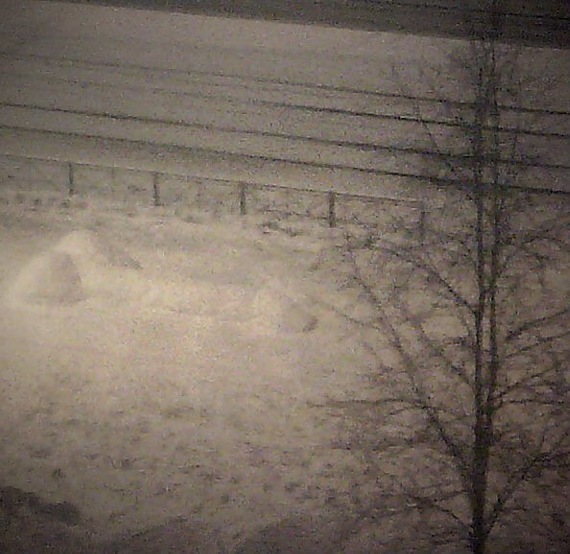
[0,1,569,552]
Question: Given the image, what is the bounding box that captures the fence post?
[239,182,247,216]
[67,162,75,197]
[152,172,161,207]
[328,191,336,228]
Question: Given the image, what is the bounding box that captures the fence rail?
[0,152,427,234]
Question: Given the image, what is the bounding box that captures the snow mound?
[54,229,141,273]
[250,279,318,335]
[6,229,141,308]
[8,250,85,306]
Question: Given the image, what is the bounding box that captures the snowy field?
[0,185,411,552]
[1,175,567,553]
[0,111,425,551]
[0,2,569,552]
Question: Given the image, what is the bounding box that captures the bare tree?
[324,5,570,553]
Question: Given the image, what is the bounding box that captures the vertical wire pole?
[153,172,161,207]
[328,190,336,228]
[239,182,247,216]
[68,162,75,197]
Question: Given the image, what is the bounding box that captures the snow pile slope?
[6,228,142,308]
[7,249,84,307]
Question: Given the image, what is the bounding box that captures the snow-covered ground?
[0,198,377,550]
[0,157,568,554]
[1,179,566,553]
[0,2,569,552]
